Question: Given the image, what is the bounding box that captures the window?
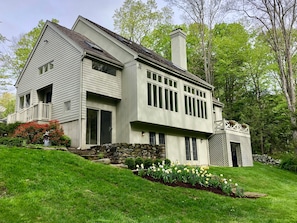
[92,61,116,76]
[25,94,30,107]
[185,137,191,160]
[19,93,31,109]
[64,101,71,111]
[192,138,198,160]
[185,137,198,161]
[153,85,157,107]
[147,71,151,78]
[159,133,165,145]
[149,132,156,145]
[147,83,152,106]
[159,87,163,108]
[165,89,169,110]
[153,73,157,80]
[39,61,54,74]
[174,92,178,112]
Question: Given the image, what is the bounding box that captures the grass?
[0,146,296,223]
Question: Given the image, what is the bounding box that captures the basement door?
[86,109,112,145]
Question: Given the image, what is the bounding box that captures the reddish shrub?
[13,120,71,146]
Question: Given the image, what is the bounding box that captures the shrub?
[280,153,297,173]
[154,158,162,165]
[135,157,144,167]
[13,120,71,147]
[164,158,171,166]
[125,158,135,170]
[0,122,22,137]
[0,137,25,147]
[144,158,153,169]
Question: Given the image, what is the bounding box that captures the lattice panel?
[209,134,229,166]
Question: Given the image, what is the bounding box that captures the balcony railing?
[214,119,250,134]
[7,102,52,124]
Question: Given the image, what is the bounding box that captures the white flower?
[136,164,139,168]
[235,183,238,187]
[229,179,232,182]
[220,174,223,177]
[141,164,144,169]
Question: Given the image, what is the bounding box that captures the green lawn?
[0,146,296,223]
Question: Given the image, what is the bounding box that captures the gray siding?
[82,58,121,99]
[16,25,81,123]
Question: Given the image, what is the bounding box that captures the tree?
[0,92,15,118]
[113,0,173,44]
[241,0,297,152]
[9,19,58,77]
[0,31,12,91]
[165,0,232,84]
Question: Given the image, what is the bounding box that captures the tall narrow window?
[147,83,152,105]
[188,97,192,115]
[149,132,156,145]
[159,133,165,145]
[192,98,196,116]
[197,99,201,117]
[25,94,30,108]
[204,101,207,119]
[174,92,178,112]
[165,89,169,110]
[169,90,173,111]
[159,87,163,108]
[185,96,188,114]
[153,85,157,107]
[192,138,198,160]
[185,137,191,160]
[201,100,204,118]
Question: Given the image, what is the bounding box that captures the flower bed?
[135,162,245,198]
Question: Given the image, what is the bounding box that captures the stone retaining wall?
[253,154,281,166]
[90,143,166,164]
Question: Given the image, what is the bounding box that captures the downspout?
[79,51,86,149]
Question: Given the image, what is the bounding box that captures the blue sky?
[0,0,181,43]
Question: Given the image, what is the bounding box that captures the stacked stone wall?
[90,143,166,164]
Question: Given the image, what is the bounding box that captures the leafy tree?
[9,19,58,77]
[113,0,173,44]
[165,0,233,84]
[241,0,297,152]
[0,92,15,118]
[212,23,250,120]
[0,32,12,91]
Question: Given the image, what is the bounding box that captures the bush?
[144,158,153,169]
[135,157,144,167]
[164,158,171,166]
[124,158,135,170]
[0,122,22,136]
[280,153,297,173]
[154,158,162,165]
[13,120,71,146]
[0,137,25,147]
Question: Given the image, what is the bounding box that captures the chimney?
[170,28,187,70]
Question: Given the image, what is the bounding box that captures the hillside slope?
[0,146,296,223]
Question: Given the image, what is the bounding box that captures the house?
[7,16,253,167]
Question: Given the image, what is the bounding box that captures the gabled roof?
[51,22,123,68]
[81,16,213,90]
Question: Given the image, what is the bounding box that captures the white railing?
[214,119,250,134]
[7,102,52,124]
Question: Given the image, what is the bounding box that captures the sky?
[0,0,182,44]
[0,0,182,93]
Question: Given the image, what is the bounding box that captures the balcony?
[7,102,52,124]
[214,119,250,135]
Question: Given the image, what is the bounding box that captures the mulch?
[138,174,266,199]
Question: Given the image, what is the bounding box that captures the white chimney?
[170,28,187,70]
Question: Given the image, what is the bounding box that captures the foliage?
[279,153,297,173]
[13,120,70,147]
[113,0,172,44]
[134,157,144,167]
[137,161,244,197]
[7,19,58,78]
[0,122,21,136]
[124,157,135,169]
[143,158,153,169]
[0,92,15,118]
[0,137,24,147]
